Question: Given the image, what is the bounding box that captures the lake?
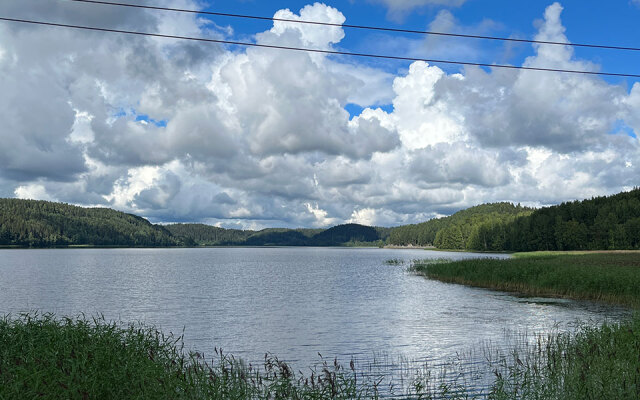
[0,247,629,392]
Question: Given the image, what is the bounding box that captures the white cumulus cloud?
[0,1,638,229]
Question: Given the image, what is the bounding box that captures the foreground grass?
[0,313,374,399]
[0,313,471,399]
[413,253,640,308]
[1,311,639,399]
[489,315,640,400]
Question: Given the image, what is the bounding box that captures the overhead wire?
[0,16,639,78]
[66,0,640,53]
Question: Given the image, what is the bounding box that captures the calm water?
[0,248,629,380]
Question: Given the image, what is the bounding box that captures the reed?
[413,253,640,308]
[2,311,638,399]
[490,315,640,399]
[0,312,484,399]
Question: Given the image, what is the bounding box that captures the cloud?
[14,183,52,201]
[0,1,638,229]
[409,143,512,187]
[370,0,467,20]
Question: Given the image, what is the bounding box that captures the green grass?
[0,313,370,399]
[413,253,640,308]
[491,315,640,400]
[0,312,486,399]
[1,311,639,399]
[412,253,640,399]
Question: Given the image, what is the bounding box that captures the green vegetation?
[164,223,253,246]
[389,188,640,252]
[411,253,640,398]
[0,199,388,248]
[4,188,640,250]
[0,312,499,399]
[388,202,533,249]
[414,253,640,307]
[167,223,387,247]
[487,188,640,252]
[0,313,376,399]
[0,199,178,247]
[242,227,321,246]
[3,311,639,399]
[310,224,380,246]
[491,315,640,400]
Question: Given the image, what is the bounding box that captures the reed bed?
[412,253,640,308]
[0,312,490,399]
[490,315,640,399]
[1,311,639,399]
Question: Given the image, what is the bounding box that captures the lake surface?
[0,247,629,391]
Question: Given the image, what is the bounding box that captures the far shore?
[383,244,436,250]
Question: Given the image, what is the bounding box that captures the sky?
[0,0,639,229]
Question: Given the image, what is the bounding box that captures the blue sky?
[205,0,640,87]
[1,0,639,228]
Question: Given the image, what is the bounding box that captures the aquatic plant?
[413,253,640,308]
[2,311,638,399]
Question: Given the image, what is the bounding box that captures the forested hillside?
[242,228,321,246]
[388,203,534,249]
[0,199,178,247]
[165,223,253,246]
[311,224,380,246]
[0,199,388,248]
[472,188,640,251]
[167,223,384,246]
[4,189,639,250]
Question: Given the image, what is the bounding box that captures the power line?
[67,0,640,53]
[1,16,639,79]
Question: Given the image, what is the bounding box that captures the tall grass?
[0,312,492,399]
[1,311,639,399]
[490,315,640,399]
[413,253,640,308]
[0,312,368,399]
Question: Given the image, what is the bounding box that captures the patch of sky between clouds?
[344,102,393,119]
[112,108,168,127]
[610,119,637,139]
[135,114,168,128]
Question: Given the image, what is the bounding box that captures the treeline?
[164,224,253,246]
[0,199,178,247]
[166,223,389,247]
[4,188,640,250]
[388,188,640,252]
[0,199,389,248]
[388,202,533,249]
[470,188,640,251]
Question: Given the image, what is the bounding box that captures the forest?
[474,188,640,251]
[0,199,387,247]
[0,199,178,247]
[388,202,534,249]
[388,188,640,251]
[166,223,388,247]
[1,188,639,250]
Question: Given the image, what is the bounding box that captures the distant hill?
[0,199,388,248]
[166,223,382,246]
[388,202,534,249]
[0,198,178,247]
[312,223,380,246]
[243,229,313,246]
[164,223,252,246]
